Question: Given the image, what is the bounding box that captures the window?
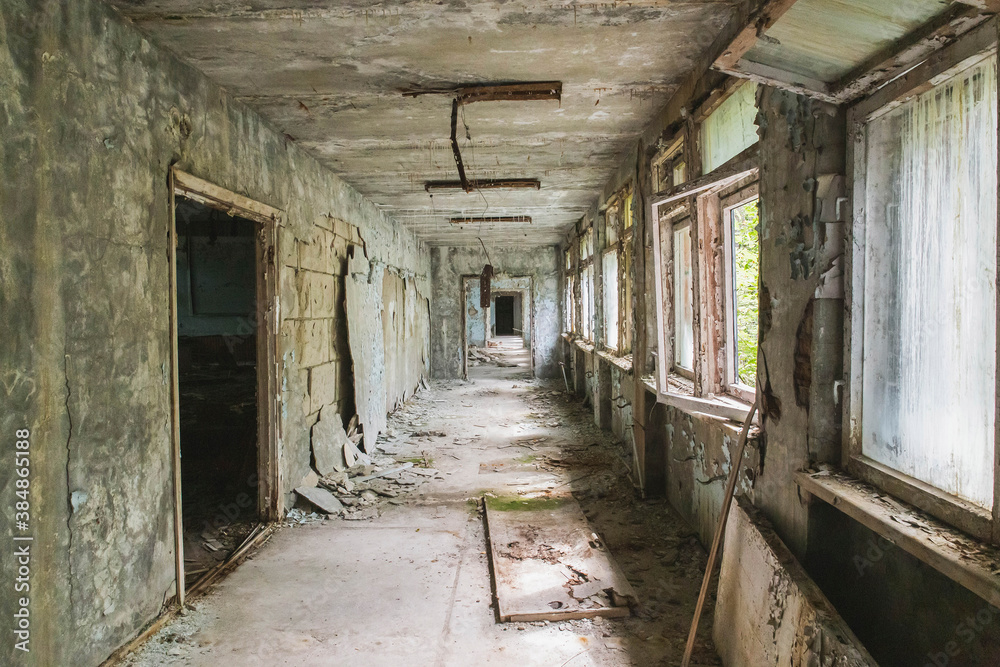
[673,221,694,375]
[650,82,760,417]
[579,226,595,341]
[848,46,998,536]
[600,186,634,356]
[701,82,758,173]
[564,249,575,333]
[654,138,687,193]
[725,198,759,395]
[603,248,619,351]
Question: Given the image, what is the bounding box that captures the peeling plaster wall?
[753,87,847,555]
[0,1,428,664]
[430,245,560,379]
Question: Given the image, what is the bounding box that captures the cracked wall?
[0,1,428,664]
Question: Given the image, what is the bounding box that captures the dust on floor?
[122,362,720,667]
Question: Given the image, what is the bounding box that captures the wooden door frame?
[167,167,283,604]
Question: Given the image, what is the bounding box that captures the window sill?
[596,349,633,373]
[796,468,1000,608]
[656,385,753,424]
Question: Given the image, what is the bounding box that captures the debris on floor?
[468,346,520,367]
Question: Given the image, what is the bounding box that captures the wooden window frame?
[668,209,696,382]
[845,20,1000,543]
[653,136,687,195]
[650,156,759,421]
[720,186,760,404]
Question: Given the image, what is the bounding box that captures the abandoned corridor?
[123,361,718,667]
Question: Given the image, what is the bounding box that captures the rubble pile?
[468,346,518,367]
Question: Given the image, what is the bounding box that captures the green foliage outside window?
[732,200,759,386]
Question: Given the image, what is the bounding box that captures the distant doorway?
[494,295,518,336]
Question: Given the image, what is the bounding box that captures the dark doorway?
[495,295,516,335]
[174,197,259,589]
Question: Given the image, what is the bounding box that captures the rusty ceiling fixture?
[450,216,532,225]
[425,179,541,192]
[409,81,560,193]
[402,81,562,104]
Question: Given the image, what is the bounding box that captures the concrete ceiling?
[111,0,741,246]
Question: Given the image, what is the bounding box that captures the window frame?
[845,22,1000,543]
[650,116,759,422]
[599,184,635,357]
[579,225,596,342]
[653,136,686,195]
[720,187,760,404]
[668,210,696,381]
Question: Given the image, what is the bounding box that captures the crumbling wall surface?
[753,87,847,555]
[663,406,760,544]
[430,245,560,378]
[0,1,428,665]
[714,499,876,667]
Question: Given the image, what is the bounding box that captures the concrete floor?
[123,347,720,667]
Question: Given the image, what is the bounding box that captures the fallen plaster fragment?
[311,406,350,475]
[294,486,344,515]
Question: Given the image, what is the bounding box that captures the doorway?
[168,169,281,604]
[461,276,534,379]
[494,295,519,336]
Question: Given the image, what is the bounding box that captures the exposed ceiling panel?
[109,0,741,245]
[744,0,953,83]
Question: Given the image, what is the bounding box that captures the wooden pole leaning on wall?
[680,398,759,667]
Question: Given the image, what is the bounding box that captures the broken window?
[582,263,595,341]
[852,52,998,515]
[653,138,686,193]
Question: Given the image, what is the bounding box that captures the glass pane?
[621,241,633,353]
[603,250,619,351]
[731,200,759,387]
[623,193,634,229]
[701,82,758,174]
[606,208,619,246]
[673,161,687,186]
[673,226,694,370]
[862,54,997,509]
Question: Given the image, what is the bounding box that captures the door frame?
[461,276,534,378]
[167,167,283,604]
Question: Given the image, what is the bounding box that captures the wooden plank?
[485,495,636,622]
[716,60,836,104]
[171,168,282,224]
[796,470,1000,608]
[167,170,185,608]
[656,390,752,425]
[650,146,758,204]
[848,456,993,542]
[714,0,802,71]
